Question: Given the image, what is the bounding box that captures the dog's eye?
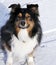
[16,17,19,21]
[18,16,22,19]
[16,17,22,21]
[29,17,32,21]
[26,16,32,21]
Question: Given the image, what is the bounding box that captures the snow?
[0,3,10,28]
[35,41,56,65]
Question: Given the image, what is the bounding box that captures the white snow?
[0,3,10,28]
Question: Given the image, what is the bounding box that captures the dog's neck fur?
[18,29,31,42]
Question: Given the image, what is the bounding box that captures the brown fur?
[3,43,11,51]
[18,13,22,17]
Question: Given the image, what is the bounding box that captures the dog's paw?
[6,60,13,65]
[6,62,12,65]
[6,55,13,65]
[28,62,35,65]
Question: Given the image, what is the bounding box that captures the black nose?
[21,20,25,26]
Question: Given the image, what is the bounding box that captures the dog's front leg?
[6,51,13,65]
[27,52,35,65]
[4,44,13,65]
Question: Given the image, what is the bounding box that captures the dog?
[1,4,42,65]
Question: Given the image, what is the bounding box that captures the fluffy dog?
[1,4,42,65]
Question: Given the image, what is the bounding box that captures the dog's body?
[1,4,42,65]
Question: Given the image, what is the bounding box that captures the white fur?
[27,56,34,62]
[5,49,13,65]
[27,56,35,65]
[11,29,38,64]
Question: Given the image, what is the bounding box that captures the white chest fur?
[18,29,32,42]
[11,29,38,61]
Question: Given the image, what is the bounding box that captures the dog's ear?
[8,4,20,12]
[27,4,39,16]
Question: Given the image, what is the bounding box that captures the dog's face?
[14,9,36,35]
[9,4,39,37]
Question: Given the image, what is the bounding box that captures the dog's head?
[1,4,42,44]
[8,4,40,37]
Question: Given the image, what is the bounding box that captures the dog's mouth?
[18,24,30,29]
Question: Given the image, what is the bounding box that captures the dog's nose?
[21,20,25,26]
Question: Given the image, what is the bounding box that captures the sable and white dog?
[1,4,42,65]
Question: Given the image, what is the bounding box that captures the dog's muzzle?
[18,20,29,29]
